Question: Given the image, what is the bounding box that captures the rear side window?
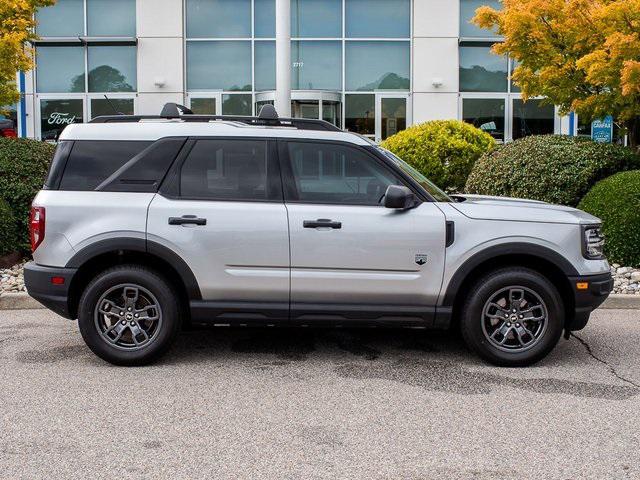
[59,141,151,191]
[179,139,280,201]
[44,140,74,189]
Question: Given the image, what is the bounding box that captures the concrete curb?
[0,292,639,312]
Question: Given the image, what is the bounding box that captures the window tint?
[59,141,151,191]
[286,142,401,205]
[180,140,272,201]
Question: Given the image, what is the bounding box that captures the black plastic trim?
[290,303,435,326]
[24,262,77,319]
[190,301,289,324]
[445,221,455,247]
[566,272,613,331]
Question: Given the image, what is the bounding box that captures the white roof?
[58,120,371,145]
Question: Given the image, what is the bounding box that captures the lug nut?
[507,322,512,327]
[134,314,139,318]
[130,321,135,326]
[519,315,524,319]
[128,307,132,312]
[516,323,520,327]
[119,311,124,316]
[121,320,126,325]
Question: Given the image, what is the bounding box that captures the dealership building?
[10,0,583,143]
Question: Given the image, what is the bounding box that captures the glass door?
[187,92,222,115]
[36,95,85,142]
[375,94,409,142]
[88,94,136,120]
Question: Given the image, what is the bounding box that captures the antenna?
[103,95,124,115]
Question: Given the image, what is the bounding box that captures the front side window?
[180,140,272,201]
[285,142,401,205]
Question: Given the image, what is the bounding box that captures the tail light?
[29,206,45,252]
[1,128,17,138]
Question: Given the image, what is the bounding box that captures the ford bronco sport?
[24,104,612,366]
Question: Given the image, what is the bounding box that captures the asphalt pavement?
[1,308,639,480]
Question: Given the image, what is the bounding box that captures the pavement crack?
[571,333,640,389]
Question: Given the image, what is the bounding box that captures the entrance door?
[187,92,222,115]
[375,94,410,142]
[36,95,85,142]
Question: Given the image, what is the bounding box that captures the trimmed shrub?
[0,197,19,257]
[578,171,640,267]
[381,120,495,193]
[0,138,55,252]
[465,135,640,207]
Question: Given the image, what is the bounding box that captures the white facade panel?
[137,92,184,115]
[413,92,458,122]
[413,37,459,93]
[413,0,459,38]
[137,0,184,38]
[137,38,184,93]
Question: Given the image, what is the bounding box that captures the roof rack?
[89,102,342,132]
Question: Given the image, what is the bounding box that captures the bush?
[380,120,495,193]
[0,138,55,252]
[578,171,640,267]
[0,198,19,257]
[465,135,640,207]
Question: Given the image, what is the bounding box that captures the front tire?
[78,265,181,366]
[460,267,564,367]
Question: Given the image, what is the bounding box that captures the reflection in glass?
[460,0,501,38]
[346,0,410,38]
[87,0,136,36]
[346,42,410,91]
[462,98,505,141]
[291,0,341,38]
[345,94,375,136]
[222,94,252,115]
[87,46,137,92]
[322,101,340,128]
[510,59,521,93]
[90,98,134,119]
[292,41,341,90]
[381,97,406,140]
[512,99,555,139]
[187,0,251,38]
[190,98,217,115]
[255,41,276,91]
[255,0,276,38]
[292,100,319,119]
[36,47,85,93]
[36,0,83,37]
[40,99,83,141]
[459,46,508,92]
[187,42,252,91]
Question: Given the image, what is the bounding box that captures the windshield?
[375,146,452,202]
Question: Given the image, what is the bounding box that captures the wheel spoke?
[98,299,122,318]
[135,305,160,322]
[122,287,139,309]
[129,322,149,346]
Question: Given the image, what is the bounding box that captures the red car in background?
[0,117,17,137]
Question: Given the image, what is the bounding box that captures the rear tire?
[460,267,564,367]
[78,265,181,366]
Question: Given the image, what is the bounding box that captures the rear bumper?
[23,262,77,319]
[566,272,613,331]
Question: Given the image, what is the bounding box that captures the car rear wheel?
[78,265,181,366]
[460,267,564,367]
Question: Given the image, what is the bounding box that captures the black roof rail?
[89,102,342,132]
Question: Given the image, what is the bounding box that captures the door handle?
[303,218,342,229]
[168,215,207,226]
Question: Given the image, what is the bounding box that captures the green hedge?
[0,138,55,252]
[381,120,495,193]
[578,171,640,267]
[465,135,640,207]
[0,198,19,257]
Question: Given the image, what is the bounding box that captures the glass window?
[255,0,276,38]
[40,99,84,142]
[577,115,591,137]
[512,99,555,140]
[510,59,521,93]
[87,0,136,36]
[381,97,406,140]
[187,42,252,91]
[286,141,400,205]
[88,46,137,92]
[346,0,410,38]
[462,98,505,141]
[36,0,84,37]
[186,0,251,38]
[346,42,410,91]
[291,0,341,38]
[322,101,340,128]
[292,41,342,90]
[460,0,501,38]
[459,46,507,92]
[255,41,276,91]
[60,141,150,190]
[90,98,134,119]
[345,94,375,136]
[180,140,269,201]
[222,94,252,115]
[190,98,217,115]
[36,47,85,93]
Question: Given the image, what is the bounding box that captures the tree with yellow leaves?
[0,0,54,109]
[474,0,640,149]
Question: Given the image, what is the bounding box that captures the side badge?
[415,254,428,266]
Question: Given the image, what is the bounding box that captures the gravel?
[2,261,639,296]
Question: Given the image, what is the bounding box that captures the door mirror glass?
[384,185,417,209]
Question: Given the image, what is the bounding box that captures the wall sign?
[591,116,613,143]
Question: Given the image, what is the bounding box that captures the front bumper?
[24,262,77,319]
[566,272,613,331]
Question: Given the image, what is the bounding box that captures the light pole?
[275,0,291,117]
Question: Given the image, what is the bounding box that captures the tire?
[460,267,564,367]
[77,265,181,366]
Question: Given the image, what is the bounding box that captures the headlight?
[582,225,605,259]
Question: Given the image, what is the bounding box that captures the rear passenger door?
[147,138,290,316]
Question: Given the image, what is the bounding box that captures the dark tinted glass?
[44,140,74,189]
[59,141,151,190]
[512,99,554,140]
[180,140,271,201]
[286,142,400,205]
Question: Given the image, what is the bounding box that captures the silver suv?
[25,104,612,367]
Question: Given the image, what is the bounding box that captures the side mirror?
[384,185,419,209]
